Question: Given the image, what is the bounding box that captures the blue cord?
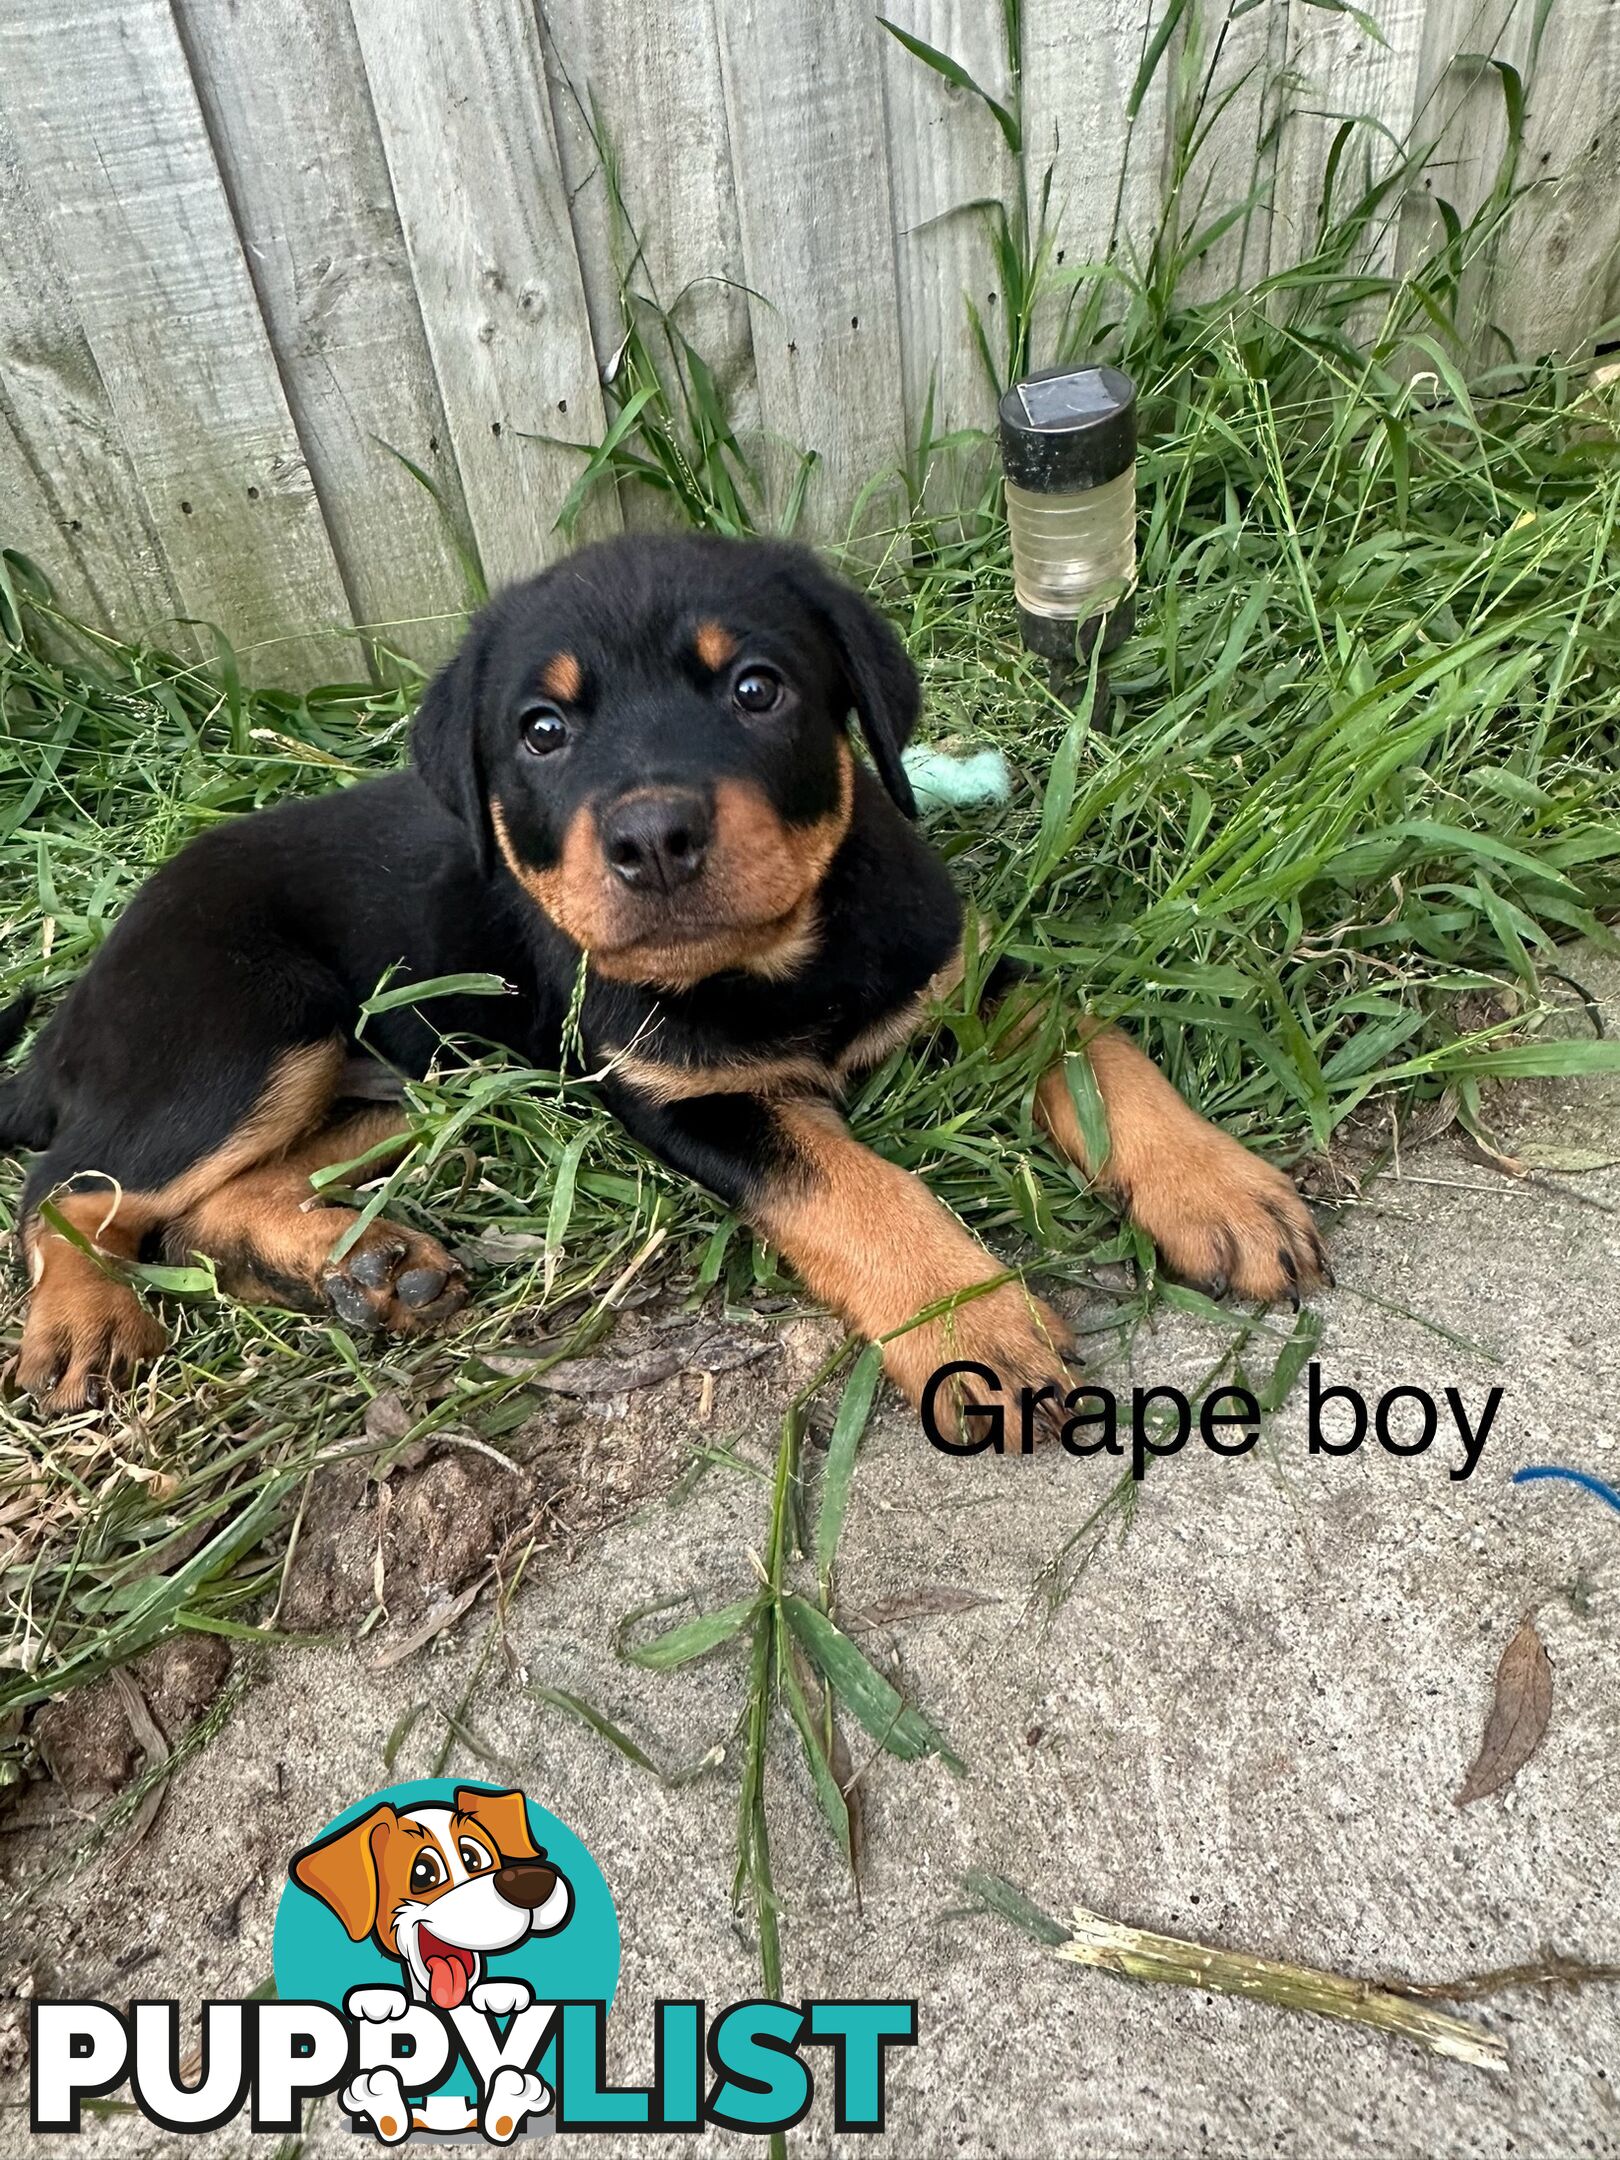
[1511,1465,1620,1516]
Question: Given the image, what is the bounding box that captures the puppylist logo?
[30,1777,916,2143]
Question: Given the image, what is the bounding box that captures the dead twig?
[1380,1954,1620,2003]
[1054,1906,1506,2072]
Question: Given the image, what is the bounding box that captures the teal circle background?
[272,1778,620,2092]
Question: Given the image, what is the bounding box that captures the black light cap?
[998,363,1137,494]
[1017,600,1135,665]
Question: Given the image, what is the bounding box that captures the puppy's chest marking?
[833,939,968,1080]
[609,940,966,1103]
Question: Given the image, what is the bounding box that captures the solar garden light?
[998,362,1138,693]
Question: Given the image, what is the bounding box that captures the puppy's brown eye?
[519,704,568,756]
[409,1850,444,1894]
[732,667,784,716]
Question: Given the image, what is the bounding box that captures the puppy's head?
[413,535,919,989]
[290,1785,572,2009]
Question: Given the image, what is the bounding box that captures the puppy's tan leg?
[168,1108,466,1334]
[16,1189,168,1412]
[1035,1023,1329,1302]
[753,1098,1073,1438]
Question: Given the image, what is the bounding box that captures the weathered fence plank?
[348,0,618,593]
[1175,0,1290,304]
[877,1,1020,446]
[1392,0,1524,350]
[714,0,909,538]
[1021,0,1176,358]
[0,409,105,634]
[0,110,181,636]
[541,0,759,530]
[0,0,357,683]
[1268,0,1429,302]
[174,0,476,670]
[1488,0,1620,358]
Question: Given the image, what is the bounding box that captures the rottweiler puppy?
[0,535,1328,1423]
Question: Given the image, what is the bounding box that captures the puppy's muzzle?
[600,788,711,895]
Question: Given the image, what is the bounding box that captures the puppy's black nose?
[600,790,711,894]
[494,1861,561,1909]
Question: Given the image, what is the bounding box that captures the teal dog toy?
[899,743,1013,814]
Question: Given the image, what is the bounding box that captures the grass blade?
[617,1597,760,1671]
[782,1595,963,1770]
[814,1344,883,1597]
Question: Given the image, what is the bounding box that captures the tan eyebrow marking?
[541,651,582,702]
[694,619,737,671]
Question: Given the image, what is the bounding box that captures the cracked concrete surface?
[5,958,1619,2158]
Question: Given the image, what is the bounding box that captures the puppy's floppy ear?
[289,1803,395,1942]
[412,629,492,877]
[453,1784,539,1862]
[779,548,920,818]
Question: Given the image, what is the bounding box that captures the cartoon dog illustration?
[290,1784,572,2144]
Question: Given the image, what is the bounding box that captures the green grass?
[3,4,1620,1917]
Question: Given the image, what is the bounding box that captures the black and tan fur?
[0,535,1328,1425]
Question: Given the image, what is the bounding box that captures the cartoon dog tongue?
[427,1952,469,2009]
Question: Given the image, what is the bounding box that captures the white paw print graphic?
[342,2066,411,2144]
[469,1977,533,2018]
[481,2065,552,2144]
[345,1986,410,2025]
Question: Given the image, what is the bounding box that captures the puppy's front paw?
[886,1280,1076,1448]
[15,1276,167,1414]
[1128,1131,1331,1305]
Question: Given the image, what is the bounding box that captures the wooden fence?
[1,0,1616,684]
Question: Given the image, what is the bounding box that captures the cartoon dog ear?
[453,1785,539,1863]
[777,547,920,820]
[290,1803,395,1942]
[412,629,492,878]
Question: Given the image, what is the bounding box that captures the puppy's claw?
[1127,1134,1328,1309]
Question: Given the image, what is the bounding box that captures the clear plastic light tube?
[1005,467,1136,620]
[998,363,1138,665]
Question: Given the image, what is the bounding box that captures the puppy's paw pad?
[322,1225,468,1336]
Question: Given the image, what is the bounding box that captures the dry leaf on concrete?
[1456,1615,1553,1807]
[844,1585,999,1630]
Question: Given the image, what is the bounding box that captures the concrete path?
[6,960,1619,2158]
